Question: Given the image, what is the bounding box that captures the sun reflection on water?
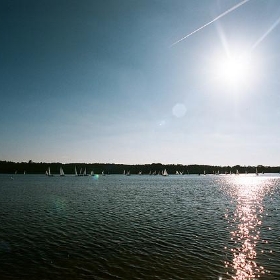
[224,175,272,279]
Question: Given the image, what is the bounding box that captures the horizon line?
[1,160,279,168]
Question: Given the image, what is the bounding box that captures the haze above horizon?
[1,0,280,166]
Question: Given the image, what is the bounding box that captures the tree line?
[0,160,279,175]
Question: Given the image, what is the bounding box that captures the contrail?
[251,16,280,50]
[170,0,251,47]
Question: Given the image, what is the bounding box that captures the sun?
[220,57,247,81]
[215,52,253,87]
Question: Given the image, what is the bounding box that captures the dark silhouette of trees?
[0,160,279,175]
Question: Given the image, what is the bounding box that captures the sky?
[1,0,280,166]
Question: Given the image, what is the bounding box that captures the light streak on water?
[224,176,273,279]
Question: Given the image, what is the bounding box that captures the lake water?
[0,174,280,279]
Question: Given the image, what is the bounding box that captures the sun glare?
[216,53,252,87]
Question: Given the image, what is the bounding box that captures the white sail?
[60,167,65,176]
[162,169,168,176]
[46,167,53,176]
[75,166,78,176]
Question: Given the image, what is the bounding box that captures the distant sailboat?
[46,167,53,177]
[162,169,168,176]
[60,167,65,176]
[75,166,78,176]
[83,168,87,176]
[126,170,130,176]
[256,167,259,176]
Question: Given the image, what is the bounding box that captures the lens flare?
[172,103,187,118]
[92,174,99,180]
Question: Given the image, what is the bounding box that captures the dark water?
[0,174,280,279]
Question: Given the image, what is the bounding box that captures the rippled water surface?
[0,174,280,279]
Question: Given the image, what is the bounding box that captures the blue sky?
[1,0,280,166]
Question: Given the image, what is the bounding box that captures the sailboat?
[60,167,65,176]
[74,166,78,176]
[83,168,87,176]
[162,169,168,176]
[46,167,54,177]
[256,167,259,176]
